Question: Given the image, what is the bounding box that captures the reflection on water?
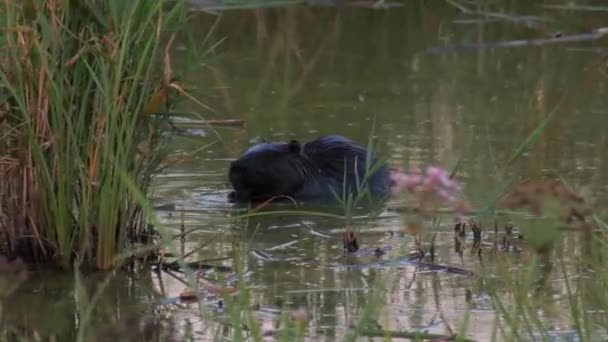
[7,1,608,340]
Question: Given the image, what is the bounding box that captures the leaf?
[169,82,215,112]
[506,104,561,168]
[163,34,176,86]
[141,87,167,116]
[1,26,33,33]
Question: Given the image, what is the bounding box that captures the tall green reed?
[0,0,193,269]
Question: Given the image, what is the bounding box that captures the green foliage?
[0,0,190,269]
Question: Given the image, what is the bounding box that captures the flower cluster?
[390,165,466,222]
[391,166,461,202]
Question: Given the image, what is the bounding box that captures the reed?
[0,0,192,269]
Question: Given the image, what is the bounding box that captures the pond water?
[5,1,608,341]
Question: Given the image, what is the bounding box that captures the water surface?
[7,1,608,340]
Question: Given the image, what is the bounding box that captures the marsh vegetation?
[1,0,608,341]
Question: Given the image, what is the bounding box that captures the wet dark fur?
[228,135,391,202]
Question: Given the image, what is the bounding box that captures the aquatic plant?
[0,0,196,269]
[477,177,608,342]
[391,166,462,208]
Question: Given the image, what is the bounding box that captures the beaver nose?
[229,163,246,189]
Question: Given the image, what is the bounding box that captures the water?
[6,1,608,340]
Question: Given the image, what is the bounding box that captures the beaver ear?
[288,140,301,154]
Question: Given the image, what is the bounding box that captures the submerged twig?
[359,328,476,342]
[446,0,549,30]
[429,27,608,54]
[343,230,360,253]
[161,117,245,127]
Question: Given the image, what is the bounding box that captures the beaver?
[228,135,391,203]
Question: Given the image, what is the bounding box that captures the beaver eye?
[288,140,301,154]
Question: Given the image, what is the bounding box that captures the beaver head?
[228,139,318,201]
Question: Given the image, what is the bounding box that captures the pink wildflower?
[390,172,423,195]
[390,164,467,223]
[391,165,460,203]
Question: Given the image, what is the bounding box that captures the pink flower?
[426,166,448,181]
[438,189,454,202]
[390,170,424,195]
[390,165,461,204]
[390,165,467,223]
